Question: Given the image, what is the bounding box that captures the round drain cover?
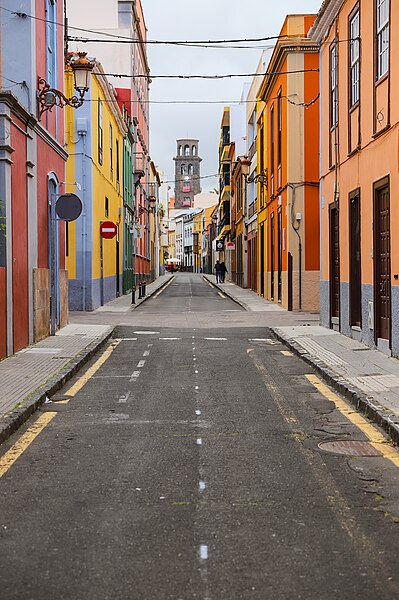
[318,440,381,457]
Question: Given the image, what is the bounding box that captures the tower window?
[184,145,190,156]
[188,164,193,175]
[192,145,197,156]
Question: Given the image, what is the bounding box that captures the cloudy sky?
[144,0,322,192]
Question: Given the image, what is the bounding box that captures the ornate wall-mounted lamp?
[37,52,94,120]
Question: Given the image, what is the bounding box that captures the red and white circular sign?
[100,221,117,239]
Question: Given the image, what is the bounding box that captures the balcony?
[147,182,159,202]
[248,201,257,219]
[218,210,230,237]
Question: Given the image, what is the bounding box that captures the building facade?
[257,15,320,311]
[65,63,126,310]
[310,0,399,354]
[68,0,151,280]
[174,140,202,209]
[0,0,67,358]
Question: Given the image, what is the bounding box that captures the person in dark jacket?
[220,262,228,283]
[214,260,222,283]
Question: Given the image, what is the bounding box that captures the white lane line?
[249,338,274,342]
[195,386,199,390]
[137,360,146,368]
[193,358,197,361]
[118,391,131,404]
[196,410,201,416]
[204,337,227,341]
[192,347,196,351]
[192,336,195,339]
[223,310,240,312]
[196,438,203,445]
[200,545,208,560]
[116,338,138,341]
[133,331,160,335]
[130,371,140,381]
[199,481,206,491]
[159,337,181,340]
[195,370,199,374]
[148,343,153,347]
[143,350,150,357]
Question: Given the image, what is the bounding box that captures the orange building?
[310,0,399,355]
[257,15,320,311]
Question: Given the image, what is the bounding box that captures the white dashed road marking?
[137,360,146,368]
[196,438,203,445]
[133,331,160,335]
[204,337,227,341]
[200,545,208,560]
[130,371,140,381]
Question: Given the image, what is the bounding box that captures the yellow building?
[65,61,127,310]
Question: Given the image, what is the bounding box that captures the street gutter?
[202,275,247,310]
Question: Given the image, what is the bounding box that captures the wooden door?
[270,213,275,300]
[329,206,340,322]
[349,191,361,326]
[277,209,282,302]
[374,182,391,342]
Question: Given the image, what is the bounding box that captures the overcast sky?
[144,0,322,193]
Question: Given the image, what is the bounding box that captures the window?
[98,100,103,165]
[188,164,193,176]
[349,11,360,106]
[181,164,186,175]
[270,105,275,194]
[277,90,282,166]
[105,197,109,217]
[330,43,338,128]
[192,145,197,156]
[46,0,57,88]
[110,125,113,176]
[116,139,120,184]
[376,0,389,79]
[184,145,190,156]
[178,145,182,156]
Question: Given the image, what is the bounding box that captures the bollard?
[131,285,136,304]
[142,280,146,296]
[138,281,142,299]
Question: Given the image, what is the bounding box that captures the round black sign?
[55,193,83,222]
[216,239,224,251]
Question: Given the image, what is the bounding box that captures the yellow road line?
[0,412,57,479]
[64,340,120,398]
[281,350,293,356]
[218,291,226,299]
[153,276,175,299]
[306,374,399,468]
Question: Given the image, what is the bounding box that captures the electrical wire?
[97,68,319,80]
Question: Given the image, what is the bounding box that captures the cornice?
[308,0,345,43]
[34,122,69,161]
[258,38,319,101]
[94,62,128,137]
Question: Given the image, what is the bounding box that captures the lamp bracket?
[37,77,84,120]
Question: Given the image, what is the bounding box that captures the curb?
[131,275,175,309]
[0,328,114,447]
[271,328,399,446]
[202,275,248,310]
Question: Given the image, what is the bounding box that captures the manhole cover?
[318,440,381,457]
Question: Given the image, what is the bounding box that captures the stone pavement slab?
[0,323,113,444]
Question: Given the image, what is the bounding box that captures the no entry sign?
[100,221,117,239]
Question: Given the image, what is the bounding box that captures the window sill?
[372,124,390,140]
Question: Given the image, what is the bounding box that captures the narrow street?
[1,274,399,599]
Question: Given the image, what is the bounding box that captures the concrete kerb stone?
[271,327,399,446]
[202,275,248,310]
[132,275,175,309]
[0,328,114,447]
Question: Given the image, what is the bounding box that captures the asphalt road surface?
[1,273,399,599]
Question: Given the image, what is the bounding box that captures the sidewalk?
[0,274,173,444]
[205,274,399,444]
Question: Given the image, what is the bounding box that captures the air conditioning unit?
[368,301,374,330]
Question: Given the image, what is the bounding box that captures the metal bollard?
[138,280,143,299]
[142,280,146,296]
[131,285,136,304]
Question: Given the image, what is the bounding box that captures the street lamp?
[37,52,94,120]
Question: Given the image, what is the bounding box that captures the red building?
[0,0,67,358]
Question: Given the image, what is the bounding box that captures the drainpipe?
[289,183,302,311]
[80,131,87,311]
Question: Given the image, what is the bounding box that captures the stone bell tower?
[173,139,202,209]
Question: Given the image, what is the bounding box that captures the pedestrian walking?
[214,260,222,283]
[220,262,228,283]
